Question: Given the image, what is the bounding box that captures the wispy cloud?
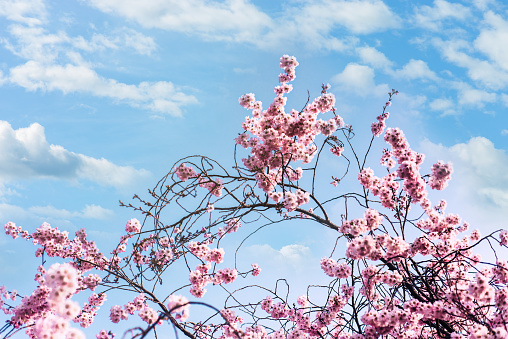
[0,121,150,188]
[85,0,400,51]
[394,59,438,81]
[332,63,390,96]
[356,46,393,72]
[9,61,197,116]
[0,3,197,116]
[413,0,472,31]
[0,0,46,26]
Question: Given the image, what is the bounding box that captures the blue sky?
[1,0,508,336]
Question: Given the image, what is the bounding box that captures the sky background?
[1,0,508,337]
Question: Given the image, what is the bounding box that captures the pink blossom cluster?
[167,295,190,321]
[188,241,224,263]
[175,163,197,181]
[330,145,344,157]
[358,169,400,209]
[237,55,345,212]
[110,293,158,324]
[500,230,508,246]
[75,292,107,328]
[189,263,238,298]
[429,160,453,190]
[96,330,115,339]
[30,263,85,339]
[187,241,239,298]
[4,223,107,272]
[259,292,354,339]
[218,218,241,237]
[359,126,436,211]
[125,218,141,233]
[198,176,223,197]
[251,263,261,276]
[339,209,382,237]
[282,189,310,212]
[371,111,389,137]
[320,258,351,279]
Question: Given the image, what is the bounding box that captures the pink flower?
[167,295,190,321]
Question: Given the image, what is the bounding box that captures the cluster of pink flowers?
[320,258,351,279]
[32,263,85,339]
[371,111,389,137]
[218,218,241,237]
[339,209,383,237]
[237,55,345,212]
[282,189,310,212]
[189,262,238,298]
[168,295,190,321]
[251,263,261,276]
[198,176,223,197]
[188,241,224,263]
[110,293,158,325]
[175,163,197,181]
[76,292,107,328]
[125,218,141,233]
[429,160,453,190]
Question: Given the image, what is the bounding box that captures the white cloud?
[413,0,472,31]
[291,0,401,36]
[332,63,390,96]
[472,0,495,10]
[420,137,508,229]
[29,204,114,220]
[394,59,438,81]
[0,121,150,188]
[0,16,195,116]
[86,0,273,44]
[8,61,197,116]
[475,12,508,72]
[2,25,69,63]
[456,86,496,108]
[86,0,399,51]
[72,29,157,56]
[0,0,46,26]
[433,38,508,90]
[502,129,508,135]
[429,98,456,116]
[356,46,393,71]
[0,203,114,227]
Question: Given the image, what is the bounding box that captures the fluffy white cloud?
[475,12,508,72]
[72,29,157,56]
[420,137,508,229]
[413,0,472,31]
[290,0,400,36]
[455,85,496,108]
[332,63,390,96]
[0,121,150,188]
[0,0,46,26]
[0,13,196,116]
[28,204,114,220]
[86,0,399,50]
[429,98,456,116]
[394,59,438,80]
[8,61,197,116]
[86,0,273,44]
[356,46,393,71]
[433,38,508,90]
